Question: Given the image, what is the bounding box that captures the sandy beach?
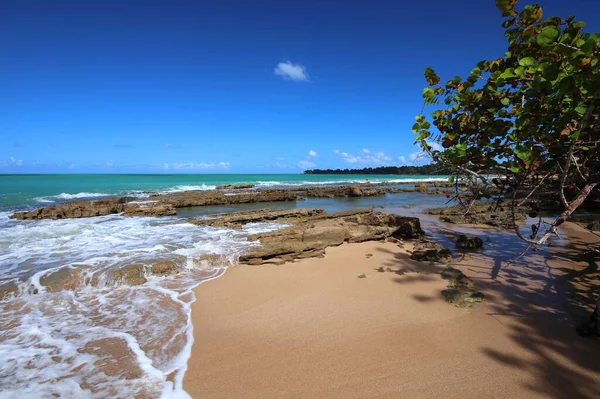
[184,226,600,399]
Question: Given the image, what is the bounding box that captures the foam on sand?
[0,212,283,398]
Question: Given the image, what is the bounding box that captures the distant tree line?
[303,164,452,175]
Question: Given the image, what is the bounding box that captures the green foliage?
[414,1,599,191]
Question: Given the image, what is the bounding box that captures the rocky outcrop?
[425,200,526,228]
[10,182,452,221]
[410,239,453,264]
[440,267,484,308]
[206,209,425,265]
[216,184,256,190]
[455,234,484,249]
[190,208,327,228]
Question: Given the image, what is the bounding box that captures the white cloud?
[308,149,317,157]
[333,150,340,154]
[427,141,443,152]
[10,156,23,166]
[170,161,231,170]
[274,61,309,81]
[297,160,316,169]
[333,149,395,166]
[105,160,114,168]
[409,152,424,162]
[275,156,285,161]
[398,156,407,164]
[163,163,170,170]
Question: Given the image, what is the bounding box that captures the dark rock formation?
[440,266,484,308]
[410,240,452,264]
[455,234,484,249]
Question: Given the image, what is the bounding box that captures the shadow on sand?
[382,212,600,398]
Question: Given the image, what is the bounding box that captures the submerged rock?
[425,200,526,229]
[455,234,484,249]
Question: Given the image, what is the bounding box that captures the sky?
[2,0,599,174]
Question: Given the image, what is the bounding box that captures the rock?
[440,266,484,308]
[92,264,147,287]
[411,248,452,263]
[365,253,373,258]
[348,185,363,197]
[234,209,423,265]
[216,184,255,190]
[410,240,452,264]
[150,261,179,276]
[587,220,600,231]
[455,234,484,249]
[39,266,87,292]
[415,182,429,193]
[190,208,326,228]
[0,281,19,300]
[357,274,367,279]
[122,203,177,217]
[195,254,231,267]
[425,200,527,229]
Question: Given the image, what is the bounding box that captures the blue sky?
[2,0,599,173]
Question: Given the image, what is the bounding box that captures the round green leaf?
[519,57,535,66]
[537,26,560,45]
[501,98,511,106]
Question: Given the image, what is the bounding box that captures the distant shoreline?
[304,164,451,175]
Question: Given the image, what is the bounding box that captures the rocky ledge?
[192,208,423,265]
[425,200,527,229]
[10,182,450,221]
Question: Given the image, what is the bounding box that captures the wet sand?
[184,224,600,398]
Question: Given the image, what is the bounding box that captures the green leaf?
[424,67,440,86]
[537,26,560,45]
[575,105,587,117]
[501,98,511,106]
[581,38,596,55]
[573,21,586,30]
[448,176,455,183]
[519,57,535,67]
[510,164,521,173]
[500,68,515,79]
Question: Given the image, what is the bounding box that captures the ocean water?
[0,173,448,209]
[0,174,448,398]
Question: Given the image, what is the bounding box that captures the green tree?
[415,0,599,245]
[414,0,599,334]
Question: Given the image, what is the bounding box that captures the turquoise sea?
[0,173,449,209]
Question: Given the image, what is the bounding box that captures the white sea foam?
[254,177,448,188]
[0,212,283,398]
[34,192,111,203]
[160,184,216,193]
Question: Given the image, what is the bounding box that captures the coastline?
[183,225,600,398]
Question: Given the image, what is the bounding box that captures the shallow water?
[0,173,449,209]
